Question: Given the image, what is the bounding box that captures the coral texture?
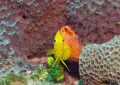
[79,35,120,84]
[66,0,120,45]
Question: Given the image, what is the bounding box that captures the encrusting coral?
[60,26,84,63]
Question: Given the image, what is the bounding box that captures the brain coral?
[79,35,120,84]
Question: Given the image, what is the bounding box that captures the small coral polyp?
[79,35,120,84]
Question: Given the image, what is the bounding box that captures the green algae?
[0,73,27,85]
[30,65,48,81]
[30,57,64,82]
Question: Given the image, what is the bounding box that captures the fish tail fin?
[46,49,54,55]
[60,59,70,71]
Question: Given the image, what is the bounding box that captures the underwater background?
[0,0,120,85]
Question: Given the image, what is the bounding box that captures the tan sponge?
[79,35,120,84]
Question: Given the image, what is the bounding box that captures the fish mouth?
[27,53,48,66]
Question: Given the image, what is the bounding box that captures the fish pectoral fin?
[60,59,70,71]
[51,58,59,69]
[46,49,54,55]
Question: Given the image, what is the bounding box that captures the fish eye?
[54,39,56,43]
[62,39,64,43]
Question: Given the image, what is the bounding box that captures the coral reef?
[60,26,84,62]
[1,0,120,68]
[0,0,69,73]
[79,35,120,84]
[1,0,120,84]
[66,0,120,45]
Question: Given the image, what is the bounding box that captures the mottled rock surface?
[66,0,120,45]
[0,0,68,67]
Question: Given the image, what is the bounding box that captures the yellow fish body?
[47,30,71,71]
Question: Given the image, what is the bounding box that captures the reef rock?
[79,35,120,84]
[66,0,120,45]
[0,0,68,67]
